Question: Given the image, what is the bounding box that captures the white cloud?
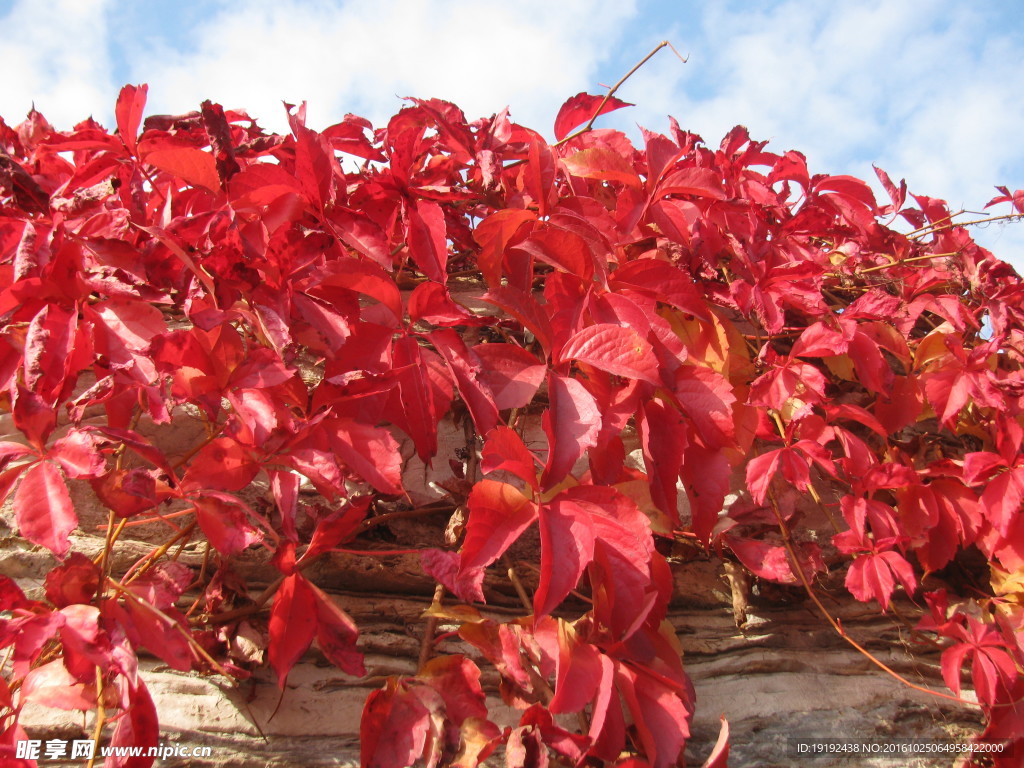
[124,0,637,135]
[0,0,115,128]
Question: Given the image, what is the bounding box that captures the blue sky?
[2,0,1023,267]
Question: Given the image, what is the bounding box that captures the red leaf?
[324,416,404,495]
[420,548,485,604]
[541,373,601,488]
[14,461,75,557]
[12,384,57,449]
[115,83,147,155]
[535,618,602,715]
[726,535,824,585]
[328,210,395,271]
[481,286,554,356]
[20,659,96,710]
[680,444,731,545]
[419,655,489,725]
[745,449,782,506]
[845,550,916,611]
[608,259,708,320]
[92,468,160,519]
[481,425,540,490]
[182,437,258,491]
[405,199,448,283]
[554,92,633,141]
[139,143,221,193]
[616,664,691,768]
[122,599,194,672]
[459,480,538,600]
[302,499,369,562]
[701,716,730,768]
[656,166,727,200]
[309,580,365,677]
[229,160,303,208]
[191,495,262,556]
[124,562,193,610]
[980,466,1024,535]
[671,365,736,449]
[473,209,536,287]
[44,553,100,607]
[535,492,597,618]
[291,121,335,210]
[49,429,106,479]
[360,680,436,768]
[408,282,481,326]
[559,324,659,384]
[473,344,546,411]
[107,678,160,768]
[539,485,655,625]
[562,148,640,190]
[513,225,594,281]
[430,328,500,436]
[23,302,77,404]
[392,336,440,462]
[813,174,878,210]
[637,399,687,523]
[268,573,318,687]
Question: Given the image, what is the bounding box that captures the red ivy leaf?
[191,495,262,556]
[481,425,540,490]
[107,678,160,768]
[845,550,916,611]
[139,142,221,193]
[541,373,601,489]
[268,573,318,687]
[115,83,147,155]
[459,480,539,601]
[309,580,365,677]
[14,461,75,557]
[559,324,659,384]
[554,92,633,142]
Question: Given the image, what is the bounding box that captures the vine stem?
[84,666,106,768]
[418,583,446,673]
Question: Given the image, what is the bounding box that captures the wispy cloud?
[120,0,637,134]
[0,0,115,127]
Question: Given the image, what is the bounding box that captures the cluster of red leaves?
[0,82,1022,766]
